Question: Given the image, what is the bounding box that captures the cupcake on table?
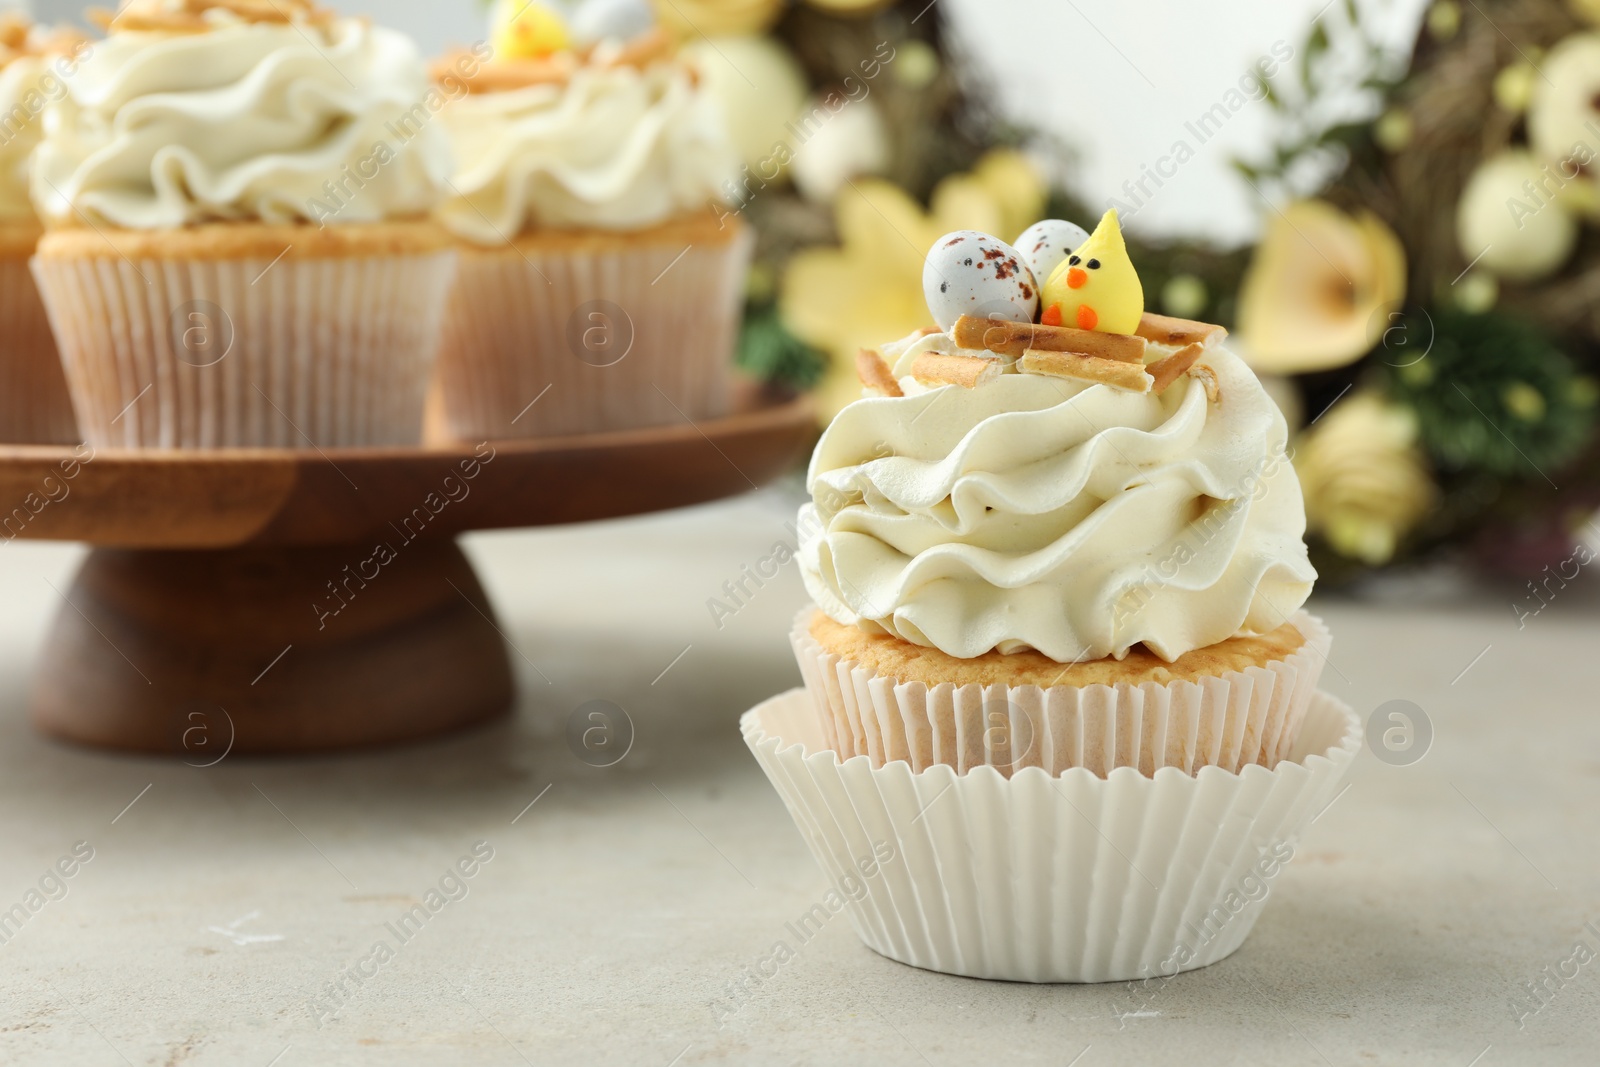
[797,209,1328,777]
[30,0,456,449]
[742,211,1356,983]
[431,0,748,440]
[0,13,87,444]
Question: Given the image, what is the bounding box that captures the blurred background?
[27,0,1600,593]
[0,6,1594,1060]
[32,0,1431,243]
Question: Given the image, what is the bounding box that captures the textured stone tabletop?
[0,487,1596,1066]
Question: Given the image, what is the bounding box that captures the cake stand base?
[0,389,814,755]
[30,541,514,756]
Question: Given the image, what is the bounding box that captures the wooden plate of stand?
[0,389,814,756]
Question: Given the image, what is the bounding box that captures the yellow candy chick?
[1039,209,1144,335]
[492,0,571,59]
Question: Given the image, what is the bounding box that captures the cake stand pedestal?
[0,390,813,756]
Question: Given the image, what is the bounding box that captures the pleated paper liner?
[433,211,753,440]
[792,608,1332,778]
[0,235,77,444]
[742,686,1359,983]
[31,249,457,449]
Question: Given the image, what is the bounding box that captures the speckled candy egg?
[1015,219,1092,289]
[923,231,1038,331]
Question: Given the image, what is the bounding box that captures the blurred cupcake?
[793,212,1326,777]
[30,0,456,449]
[431,0,748,439]
[0,14,86,444]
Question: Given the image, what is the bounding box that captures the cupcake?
[743,212,1354,983]
[29,0,457,449]
[792,211,1326,777]
[0,15,86,444]
[430,0,749,440]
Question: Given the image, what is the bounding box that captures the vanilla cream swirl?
[31,18,451,228]
[0,53,49,222]
[436,58,737,241]
[0,25,89,224]
[800,332,1317,663]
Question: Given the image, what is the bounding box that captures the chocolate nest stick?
[1019,350,1153,393]
[856,349,903,398]
[954,315,1147,363]
[600,27,673,70]
[438,52,579,91]
[1136,312,1228,349]
[1148,342,1206,395]
[91,0,338,32]
[911,353,1001,390]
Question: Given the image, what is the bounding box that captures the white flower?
[1457,151,1579,282]
[682,35,808,172]
[1295,393,1435,566]
[790,96,889,203]
[1529,33,1600,164]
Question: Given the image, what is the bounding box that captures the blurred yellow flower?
[781,150,1045,421]
[1373,108,1413,151]
[1569,0,1600,27]
[1295,393,1435,566]
[651,0,785,38]
[1236,200,1406,374]
[803,0,895,13]
[1427,0,1461,39]
[1493,62,1537,114]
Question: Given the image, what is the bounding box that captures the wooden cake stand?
[0,391,814,756]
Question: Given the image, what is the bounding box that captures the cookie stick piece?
[1148,342,1205,395]
[1136,312,1227,349]
[856,348,903,398]
[953,315,1146,363]
[911,353,1002,390]
[1020,349,1152,393]
[1190,363,1222,403]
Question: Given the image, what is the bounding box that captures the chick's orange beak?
[1067,267,1088,290]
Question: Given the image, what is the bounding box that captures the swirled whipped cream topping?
[436,55,738,241]
[0,54,50,223]
[799,330,1317,663]
[0,20,89,223]
[31,11,451,228]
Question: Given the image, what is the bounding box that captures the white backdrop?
[28,0,1430,243]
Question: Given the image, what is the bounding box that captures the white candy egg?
[1015,219,1091,289]
[923,231,1039,332]
[569,0,656,46]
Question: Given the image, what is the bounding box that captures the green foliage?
[737,302,827,391]
[1384,310,1597,480]
[1233,0,1405,191]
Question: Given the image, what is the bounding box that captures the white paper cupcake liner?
[0,252,78,444]
[792,609,1331,777]
[31,251,457,448]
[433,221,753,440]
[742,686,1359,983]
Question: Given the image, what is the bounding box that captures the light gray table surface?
[0,485,1595,1066]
